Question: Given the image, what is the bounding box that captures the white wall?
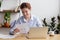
[0,0,59,24]
[21,0,59,23]
[59,0,60,16]
[1,0,18,10]
[29,0,59,19]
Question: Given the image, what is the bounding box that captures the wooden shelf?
[0,10,20,13]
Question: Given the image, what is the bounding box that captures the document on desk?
[0,34,16,39]
[0,32,23,39]
[15,23,30,34]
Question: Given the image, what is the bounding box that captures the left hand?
[14,28,20,34]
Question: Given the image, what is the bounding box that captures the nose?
[24,12,27,15]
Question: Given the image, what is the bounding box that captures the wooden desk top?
[49,34,60,40]
[0,34,60,40]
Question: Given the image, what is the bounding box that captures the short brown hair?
[20,2,31,10]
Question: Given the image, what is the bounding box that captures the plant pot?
[49,31,55,36]
[4,22,10,28]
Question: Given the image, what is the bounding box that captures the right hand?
[14,28,20,34]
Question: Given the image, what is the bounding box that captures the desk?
[23,34,60,40]
[0,34,60,40]
[49,34,60,40]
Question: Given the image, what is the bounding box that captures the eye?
[26,11,29,13]
[21,10,24,13]
[22,11,25,13]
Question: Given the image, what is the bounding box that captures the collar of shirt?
[23,15,33,23]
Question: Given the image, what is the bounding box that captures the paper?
[0,28,16,39]
[15,23,30,34]
[0,34,16,39]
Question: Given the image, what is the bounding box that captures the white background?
[0,0,59,24]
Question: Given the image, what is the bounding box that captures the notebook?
[26,27,48,39]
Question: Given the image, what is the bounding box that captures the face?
[21,8,31,18]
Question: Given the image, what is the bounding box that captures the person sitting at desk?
[9,2,43,35]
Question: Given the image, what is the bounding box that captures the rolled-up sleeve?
[9,20,17,35]
[9,17,21,35]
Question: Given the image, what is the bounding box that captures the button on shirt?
[9,15,43,35]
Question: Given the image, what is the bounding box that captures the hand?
[14,28,20,34]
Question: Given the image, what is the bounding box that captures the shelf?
[0,10,20,13]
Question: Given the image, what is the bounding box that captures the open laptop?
[26,27,48,39]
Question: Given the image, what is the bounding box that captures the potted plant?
[4,12,11,28]
[49,17,57,36]
[57,15,60,33]
[42,18,48,26]
[42,17,57,36]
[50,17,56,31]
[0,1,1,7]
[0,0,3,7]
[42,18,50,34]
